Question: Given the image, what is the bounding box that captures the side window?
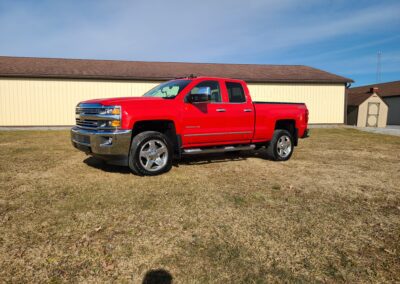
[226,82,246,103]
[189,81,221,103]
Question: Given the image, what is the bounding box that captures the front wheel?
[266,129,294,161]
[128,131,173,176]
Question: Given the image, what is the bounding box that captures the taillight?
[305,109,309,123]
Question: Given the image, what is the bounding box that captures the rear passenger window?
[226,82,246,103]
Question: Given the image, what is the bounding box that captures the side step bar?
[182,144,256,155]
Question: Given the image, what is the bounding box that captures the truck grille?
[75,103,121,130]
[75,118,99,129]
[77,107,104,114]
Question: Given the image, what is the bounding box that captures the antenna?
[376,51,382,83]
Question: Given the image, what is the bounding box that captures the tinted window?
[189,81,221,103]
[226,82,246,103]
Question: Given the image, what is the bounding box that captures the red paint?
[83,77,308,147]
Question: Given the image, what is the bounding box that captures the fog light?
[101,137,113,146]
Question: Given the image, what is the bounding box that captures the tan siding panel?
[0,78,159,126]
[0,79,345,126]
[247,83,345,124]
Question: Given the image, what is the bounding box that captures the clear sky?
[0,0,399,86]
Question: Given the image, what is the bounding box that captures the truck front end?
[71,103,132,165]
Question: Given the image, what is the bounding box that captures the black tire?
[128,131,173,176]
[266,129,294,161]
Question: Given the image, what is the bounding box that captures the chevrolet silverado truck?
[71,76,309,175]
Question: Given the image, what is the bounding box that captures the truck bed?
[252,102,308,141]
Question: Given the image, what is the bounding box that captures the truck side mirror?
[187,86,211,103]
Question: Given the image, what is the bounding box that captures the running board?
[182,144,256,155]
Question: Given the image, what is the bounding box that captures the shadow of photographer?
[142,269,173,284]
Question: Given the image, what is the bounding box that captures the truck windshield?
[143,80,191,99]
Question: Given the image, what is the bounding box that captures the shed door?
[366,102,380,127]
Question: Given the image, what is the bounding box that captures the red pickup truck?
[71,76,309,175]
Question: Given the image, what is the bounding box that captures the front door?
[367,102,380,127]
[181,80,230,146]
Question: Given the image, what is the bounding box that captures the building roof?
[348,80,400,99]
[0,56,353,84]
[347,92,376,106]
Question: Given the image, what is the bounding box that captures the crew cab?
[71,76,309,175]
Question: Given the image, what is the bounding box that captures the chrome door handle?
[216,108,226,112]
[243,109,252,112]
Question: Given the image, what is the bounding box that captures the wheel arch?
[131,120,181,158]
[274,119,298,146]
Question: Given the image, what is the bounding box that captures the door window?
[189,81,221,103]
[226,82,246,103]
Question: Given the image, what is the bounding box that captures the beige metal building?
[347,88,388,127]
[0,56,353,126]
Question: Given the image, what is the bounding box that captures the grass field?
[0,128,399,283]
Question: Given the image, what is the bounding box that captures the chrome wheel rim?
[139,139,168,172]
[277,135,292,158]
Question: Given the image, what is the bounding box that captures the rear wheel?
[128,131,173,176]
[266,129,294,161]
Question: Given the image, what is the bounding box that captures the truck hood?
[82,96,165,106]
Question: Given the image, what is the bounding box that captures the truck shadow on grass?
[83,149,272,173]
[83,157,132,174]
[179,149,272,166]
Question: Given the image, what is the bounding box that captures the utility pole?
[376,51,382,83]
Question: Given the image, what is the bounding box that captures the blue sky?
[0,0,399,86]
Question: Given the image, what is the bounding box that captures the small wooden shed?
[347,87,388,127]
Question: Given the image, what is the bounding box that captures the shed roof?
[0,56,353,84]
[348,80,400,99]
[347,92,375,106]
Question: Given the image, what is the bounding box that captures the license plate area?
[72,133,91,145]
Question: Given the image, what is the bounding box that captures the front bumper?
[71,127,132,157]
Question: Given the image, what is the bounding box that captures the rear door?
[221,81,255,141]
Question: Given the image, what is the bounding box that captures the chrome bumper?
[71,127,132,156]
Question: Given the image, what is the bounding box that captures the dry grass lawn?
[0,128,399,283]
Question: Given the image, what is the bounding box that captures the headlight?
[102,107,121,115]
[100,106,121,129]
[99,120,121,128]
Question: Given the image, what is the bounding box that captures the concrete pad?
[356,125,400,137]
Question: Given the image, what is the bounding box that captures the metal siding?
[247,83,345,124]
[383,97,400,125]
[0,79,345,126]
[0,78,159,126]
